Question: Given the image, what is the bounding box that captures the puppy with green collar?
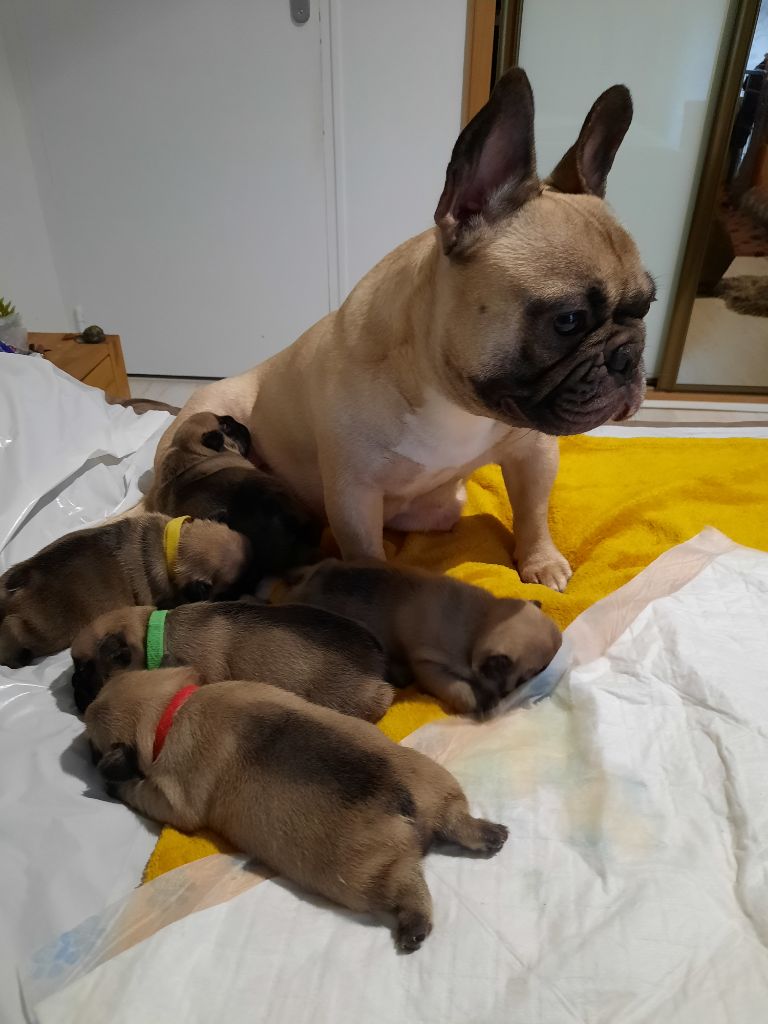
[0,513,251,668]
[86,665,508,952]
[70,599,394,722]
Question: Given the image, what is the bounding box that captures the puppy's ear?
[546,85,632,198]
[435,67,538,255]
[4,565,31,593]
[182,579,213,602]
[98,743,143,784]
[72,659,102,714]
[201,429,225,452]
[98,633,133,668]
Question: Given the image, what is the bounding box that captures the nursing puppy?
[152,68,653,592]
[282,559,562,715]
[70,600,393,721]
[0,514,250,667]
[146,412,321,578]
[86,667,508,951]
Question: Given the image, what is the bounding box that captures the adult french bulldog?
[153,68,653,590]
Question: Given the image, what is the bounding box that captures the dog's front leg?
[499,433,572,592]
[321,459,386,560]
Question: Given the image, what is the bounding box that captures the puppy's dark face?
[215,415,251,457]
[470,600,562,715]
[71,631,142,714]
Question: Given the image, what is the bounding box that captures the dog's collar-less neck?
[145,609,168,670]
[152,684,199,760]
[163,515,190,575]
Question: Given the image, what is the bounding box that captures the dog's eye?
[553,311,586,336]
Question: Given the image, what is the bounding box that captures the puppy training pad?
[144,434,768,880]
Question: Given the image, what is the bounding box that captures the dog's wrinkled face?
[434,69,653,435]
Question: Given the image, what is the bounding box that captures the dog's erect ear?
[98,633,133,668]
[435,67,538,255]
[201,429,225,453]
[546,85,632,198]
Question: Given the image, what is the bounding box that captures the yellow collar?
[163,515,191,574]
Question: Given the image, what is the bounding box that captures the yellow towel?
[144,435,768,882]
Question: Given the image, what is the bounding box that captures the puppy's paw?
[515,544,572,592]
[395,911,432,954]
[478,820,509,855]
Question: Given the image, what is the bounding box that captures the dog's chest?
[394,390,509,474]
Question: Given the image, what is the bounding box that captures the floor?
[677,257,768,388]
[127,376,768,427]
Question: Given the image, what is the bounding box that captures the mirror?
[673,1,768,390]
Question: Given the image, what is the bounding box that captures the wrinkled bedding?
[3,357,768,1023]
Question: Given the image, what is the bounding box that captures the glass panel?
[677,0,768,387]
[518,0,733,376]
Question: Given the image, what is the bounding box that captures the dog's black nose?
[606,344,635,379]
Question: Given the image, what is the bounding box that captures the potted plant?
[0,297,28,352]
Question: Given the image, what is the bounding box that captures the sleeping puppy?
[0,514,251,668]
[145,412,322,579]
[70,600,393,722]
[86,666,508,952]
[280,559,562,716]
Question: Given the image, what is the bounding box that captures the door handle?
[290,0,309,24]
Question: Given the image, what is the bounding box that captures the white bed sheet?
[3,356,768,1023]
[20,529,768,1024]
[0,358,172,1024]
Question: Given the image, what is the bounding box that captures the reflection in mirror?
[678,0,768,387]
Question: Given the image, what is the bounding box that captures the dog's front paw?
[515,543,572,592]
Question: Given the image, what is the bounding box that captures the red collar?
[153,684,199,760]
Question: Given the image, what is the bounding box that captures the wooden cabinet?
[29,333,130,401]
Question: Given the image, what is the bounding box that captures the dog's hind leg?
[436,792,508,855]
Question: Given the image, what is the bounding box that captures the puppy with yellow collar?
[0,513,251,667]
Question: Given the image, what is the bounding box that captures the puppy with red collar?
[86,666,508,952]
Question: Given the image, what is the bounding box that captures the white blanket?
[0,358,172,1024]
[4,357,768,1023]
[21,529,768,1023]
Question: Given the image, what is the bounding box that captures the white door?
[3,0,332,376]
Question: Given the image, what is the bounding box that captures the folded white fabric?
[0,358,171,1024]
[23,529,768,1024]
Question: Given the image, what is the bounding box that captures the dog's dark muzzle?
[474,327,646,436]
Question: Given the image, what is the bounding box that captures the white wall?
[519,0,733,376]
[331,0,466,297]
[0,23,66,331]
[0,0,467,373]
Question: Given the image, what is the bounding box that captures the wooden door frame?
[656,0,764,393]
[462,0,523,124]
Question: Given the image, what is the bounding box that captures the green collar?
[145,609,169,670]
